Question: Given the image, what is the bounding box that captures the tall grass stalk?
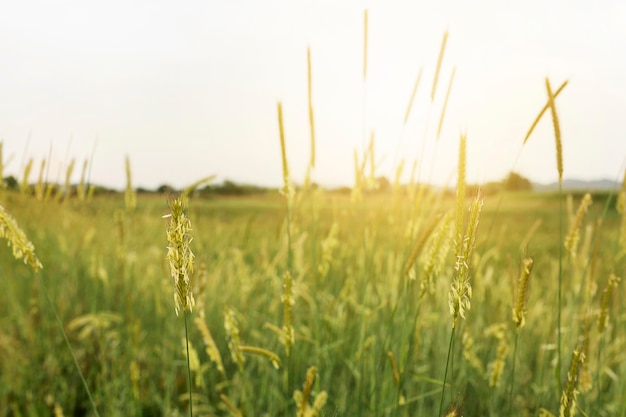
[546,77,564,392]
[164,195,196,416]
[509,257,534,414]
[484,79,568,244]
[2,204,100,415]
[277,101,296,394]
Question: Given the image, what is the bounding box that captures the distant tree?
[157,184,176,194]
[503,172,532,191]
[3,175,18,190]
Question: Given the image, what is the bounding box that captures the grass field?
[1,13,624,416]
[1,182,624,416]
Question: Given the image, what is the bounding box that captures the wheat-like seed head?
[449,194,482,327]
[238,345,281,369]
[0,204,43,272]
[77,159,88,201]
[523,80,568,145]
[35,158,46,200]
[489,337,509,388]
[124,155,136,211]
[545,78,563,183]
[21,158,33,195]
[598,273,620,334]
[405,212,443,276]
[224,306,244,371]
[421,212,452,299]
[431,31,449,102]
[564,193,592,258]
[403,69,422,126]
[436,67,456,140]
[513,257,534,329]
[62,158,75,202]
[559,346,584,417]
[219,394,243,417]
[462,331,484,373]
[454,134,467,260]
[164,196,195,316]
[282,270,295,356]
[194,316,226,377]
[386,351,400,387]
[295,366,320,417]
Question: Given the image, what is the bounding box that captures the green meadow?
[1,180,624,416]
[1,12,625,417]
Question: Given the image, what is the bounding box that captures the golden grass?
[0,203,43,272]
[404,68,422,125]
[436,67,456,140]
[512,257,534,329]
[431,31,449,102]
[164,195,195,316]
[307,47,316,169]
[545,78,563,183]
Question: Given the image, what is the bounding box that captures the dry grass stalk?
[462,331,484,373]
[559,346,584,417]
[404,212,444,276]
[238,345,281,369]
[564,193,592,258]
[35,158,46,200]
[282,270,295,356]
[20,157,33,195]
[307,46,316,168]
[293,366,327,417]
[194,317,226,377]
[404,68,423,125]
[387,351,400,387]
[318,223,339,278]
[489,336,509,388]
[436,67,456,140]
[164,195,195,316]
[219,394,243,417]
[513,257,534,329]
[421,212,452,298]
[277,102,291,198]
[224,307,245,371]
[523,80,568,145]
[545,78,563,183]
[77,159,88,201]
[617,170,626,253]
[597,273,620,334]
[61,158,75,203]
[125,155,136,211]
[431,31,449,102]
[454,134,467,259]
[0,203,43,272]
[449,193,482,327]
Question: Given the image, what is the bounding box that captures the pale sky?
[1,0,625,190]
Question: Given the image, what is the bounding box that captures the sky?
[1,0,625,190]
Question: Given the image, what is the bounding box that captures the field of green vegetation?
[2,12,625,417]
[1,174,625,416]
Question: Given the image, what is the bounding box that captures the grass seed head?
[513,257,534,329]
[0,204,43,272]
[164,195,195,316]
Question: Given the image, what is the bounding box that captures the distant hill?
[532,178,620,192]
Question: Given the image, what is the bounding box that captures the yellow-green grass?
[0,187,623,416]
